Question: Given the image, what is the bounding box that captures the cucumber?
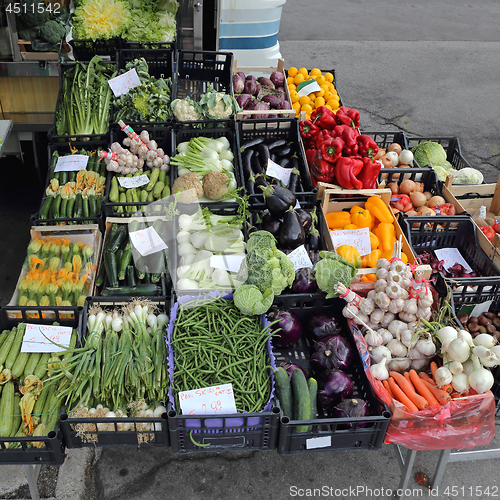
[291,368,311,432]
[104,251,119,287]
[101,284,160,296]
[308,377,317,422]
[275,367,293,419]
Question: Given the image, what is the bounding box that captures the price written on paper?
[434,248,472,273]
[21,324,73,353]
[118,174,150,188]
[55,155,89,172]
[129,226,167,257]
[179,383,237,415]
[329,227,371,256]
[108,69,141,97]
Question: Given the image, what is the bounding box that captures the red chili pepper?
[299,120,320,140]
[356,134,379,159]
[309,150,335,186]
[335,106,361,129]
[311,106,337,130]
[335,156,364,190]
[357,157,382,189]
[480,225,496,243]
[320,137,345,163]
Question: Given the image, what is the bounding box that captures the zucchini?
[66,196,75,218]
[11,347,30,380]
[59,197,68,219]
[146,168,160,191]
[68,170,77,182]
[104,251,119,287]
[5,324,26,371]
[308,377,318,422]
[51,195,62,219]
[0,329,16,366]
[88,195,97,217]
[34,353,51,380]
[39,197,53,220]
[22,352,42,379]
[292,368,312,432]
[101,284,160,296]
[158,169,167,184]
[108,225,127,253]
[126,265,136,287]
[0,382,15,437]
[82,196,90,218]
[109,176,119,203]
[275,367,293,419]
[41,383,57,426]
[153,181,165,199]
[74,193,83,218]
[59,171,68,185]
[118,243,133,280]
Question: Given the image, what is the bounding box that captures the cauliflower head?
[171,98,201,121]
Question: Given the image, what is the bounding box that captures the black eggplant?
[280,158,291,169]
[241,148,254,179]
[251,153,263,175]
[295,208,313,232]
[288,167,301,192]
[240,137,263,152]
[279,208,305,249]
[257,143,270,169]
[267,138,287,151]
[261,213,282,237]
[308,223,321,251]
[254,173,269,190]
[273,144,293,158]
[246,172,255,195]
[262,185,296,217]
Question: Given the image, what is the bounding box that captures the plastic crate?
[359,130,408,151]
[103,124,174,217]
[400,215,500,284]
[271,294,391,456]
[171,120,243,210]
[48,61,116,143]
[173,49,234,128]
[111,48,175,129]
[0,305,83,464]
[59,297,170,448]
[69,38,122,61]
[167,294,279,453]
[236,118,317,209]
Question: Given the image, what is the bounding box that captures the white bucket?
[217,0,286,67]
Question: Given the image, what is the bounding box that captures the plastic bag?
[351,321,496,451]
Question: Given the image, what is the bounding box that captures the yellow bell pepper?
[350,206,373,229]
[375,222,396,253]
[360,273,377,282]
[381,250,409,263]
[336,245,362,268]
[325,211,351,229]
[365,196,393,224]
[369,231,379,250]
[361,249,383,268]
[343,224,359,230]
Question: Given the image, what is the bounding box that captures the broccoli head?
[39,20,66,45]
[16,1,49,29]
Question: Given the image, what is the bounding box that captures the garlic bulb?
[370,345,392,364]
[374,279,388,294]
[378,328,393,345]
[365,329,384,347]
[389,298,405,315]
[400,329,415,348]
[390,260,406,274]
[411,357,430,371]
[388,358,411,373]
[380,312,395,329]
[367,290,376,301]
[386,284,403,300]
[371,357,389,380]
[343,304,359,319]
[375,267,389,281]
[416,333,436,356]
[404,298,418,316]
[376,258,391,270]
[387,338,408,358]
[370,308,385,324]
[359,298,375,316]
[375,292,391,310]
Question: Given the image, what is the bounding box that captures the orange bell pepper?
[365,196,393,224]
[361,249,382,268]
[375,222,396,253]
[344,224,359,230]
[360,273,377,282]
[350,206,372,229]
[369,231,379,250]
[381,250,409,263]
[325,211,351,229]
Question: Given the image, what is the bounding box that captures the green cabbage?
[411,141,447,168]
[233,285,274,316]
[451,167,484,185]
[315,251,357,299]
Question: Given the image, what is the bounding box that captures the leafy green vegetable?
[315,251,357,299]
[451,167,484,185]
[233,285,274,316]
[411,140,448,168]
[39,20,66,45]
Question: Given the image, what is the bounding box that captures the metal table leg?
[430,449,451,490]
[393,444,417,500]
[24,464,41,500]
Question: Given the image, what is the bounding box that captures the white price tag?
[209,254,245,273]
[129,226,167,257]
[470,301,493,318]
[287,245,313,271]
[118,174,150,188]
[22,324,73,353]
[306,436,332,450]
[179,383,237,416]
[266,159,292,186]
[297,80,321,97]
[433,248,472,274]
[108,68,141,97]
[55,155,89,172]
[329,227,371,256]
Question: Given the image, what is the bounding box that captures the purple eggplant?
[333,399,371,428]
[236,71,246,80]
[262,94,283,108]
[258,76,275,89]
[236,93,253,109]
[306,313,340,342]
[233,73,245,94]
[292,268,317,294]
[245,74,256,84]
[267,308,303,347]
[310,334,354,373]
[279,208,305,250]
[270,71,285,87]
[255,83,261,96]
[318,369,354,408]
[279,100,292,110]
[295,208,312,232]
[261,213,281,237]
[253,101,270,119]
[244,80,257,96]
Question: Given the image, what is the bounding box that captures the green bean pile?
[171,297,276,413]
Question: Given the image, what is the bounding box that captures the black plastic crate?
[103,124,175,217]
[0,306,83,464]
[59,297,170,448]
[236,118,317,209]
[359,130,408,151]
[167,295,279,453]
[69,38,122,61]
[171,120,243,211]
[270,294,391,455]
[48,60,116,143]
[400,215,500,284]
[378,167,441,193]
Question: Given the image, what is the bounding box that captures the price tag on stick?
[21,324,73,353]
[178,383,237,415]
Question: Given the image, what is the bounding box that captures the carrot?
[409,369,440,406]
[430,361,439,382]
[382,379,394,399]
[419,372,436,385]
[419,377,451,405]
[374,379,393,406]
[404,371,411,383]
[388,377,419,412]
[442,383,453,394]
[390,371,429,410]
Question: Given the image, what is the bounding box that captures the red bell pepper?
[315,129,335,149]
[320,138,344,163]
[305,148,317,166]
[335,106,361,129]
[335,156,364,190]
[311,106,337,130]
[309,150,336,186]
[356,134,379,159]
[332,125,359,156]
[299,120,320,140]
[357,157,381,189]
[480,225,496,243]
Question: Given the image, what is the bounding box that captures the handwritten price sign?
[210,254,245,273]
[178,383,237,416]
[329,227,371,256]
[55,155,89,172]
[287,245,314,271]
[108,68,141,97]
[118,174,150,188]
[129,226,168,257]
[433,248,472,273]
[266,159,292,186]
[21,324,73,353]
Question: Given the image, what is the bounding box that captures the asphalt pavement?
[2,0,500,498]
